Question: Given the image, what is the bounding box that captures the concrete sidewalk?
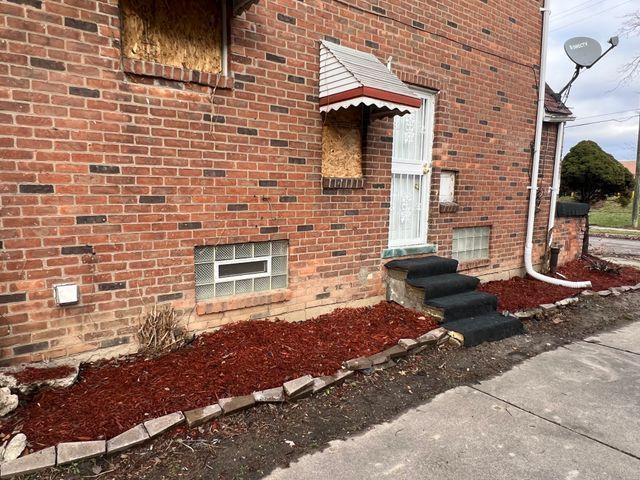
[265,323,640,480]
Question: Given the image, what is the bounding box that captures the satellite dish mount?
[557,36,619,99]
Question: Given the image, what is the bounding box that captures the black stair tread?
[444,313,524,347]
[385,256,459,278]
[407,273,480,300]
[426,290,497,309]
[425,291,498,321]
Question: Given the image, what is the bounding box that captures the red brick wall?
[554,216,586,266]
[0,0,546,364]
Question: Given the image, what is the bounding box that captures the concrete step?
[385,256,459,279]
[443,312,524,347]
[426,291,498,322]
[407,273,480,301]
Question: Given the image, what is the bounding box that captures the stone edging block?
[253,386,285,403]
[106,424,150,454]
[283,375,314,399]
[57,440,105,466]
[144,412,184,438]
[219,395,256,415]
[0,446,55,478]
[184,404,222,428]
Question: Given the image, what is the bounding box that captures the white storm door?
[388,90,435,248]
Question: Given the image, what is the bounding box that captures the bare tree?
[620,11,640,83]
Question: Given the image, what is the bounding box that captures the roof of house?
[319,41,421,116]
[544,85,573,116]
[620,160,636,175]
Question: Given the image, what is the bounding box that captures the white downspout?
[546,120,566,246]
[524,0,591,289]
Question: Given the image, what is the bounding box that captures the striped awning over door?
[319,41,422,117]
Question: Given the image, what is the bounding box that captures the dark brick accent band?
[260,226,278,234]
[98,281,126,291]
[14,341,48,355]
[288,157,305,165]
[297,225,313,232]
[90,164,120,174]
[30,57,65,71]
[64,17,98,32]
[157,292,183,303]
[277,13,296,24]
[8,0,42,7]
[77,215,107,224]
[279,196,297,203]
[235,74,256,83]
[0,293,27,304]
[204,169,226,177]
[203,114,225,123]
[270,139,288,147]
[19,184,54,194]
[228,204,248,211]
[259,180,277,187]
[178,221,202,230]
[332,250,347,257]
[139,195,166,204]
[270,105,289,114]
[61,245,94,255]
[266,53,286,64]
[69,86,100,98]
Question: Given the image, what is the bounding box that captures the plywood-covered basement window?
[120,0,224,74]
[321,108,363,188]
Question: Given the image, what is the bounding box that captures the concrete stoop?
[385,256,523,347]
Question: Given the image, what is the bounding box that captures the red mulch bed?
[13,366,76,385]
[479,258,640,312]
[1,302,437,450]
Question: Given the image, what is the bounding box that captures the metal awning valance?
[319,41,421,117]
[232,0,259,15]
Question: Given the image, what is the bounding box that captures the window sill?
[322,177,365,189]
[122,58,234,89]
[439,202,459,214]
[382,244,437,259]
[456,258,491,271]
[196,289,292,316]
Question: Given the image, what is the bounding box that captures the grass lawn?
[589,198,635,228]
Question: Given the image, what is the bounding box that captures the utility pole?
[632,113,640,228]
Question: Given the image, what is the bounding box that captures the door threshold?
[382,244,437,259]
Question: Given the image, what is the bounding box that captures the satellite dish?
[564,37,602,68]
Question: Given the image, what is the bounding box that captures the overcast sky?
[546,0,640,161]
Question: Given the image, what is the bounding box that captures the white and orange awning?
[319,41,421,117]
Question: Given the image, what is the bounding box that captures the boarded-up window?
[321,108,363,178]
[120,0,223,73]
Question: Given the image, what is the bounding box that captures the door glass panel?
[389,92,434,248]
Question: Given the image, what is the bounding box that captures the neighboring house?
[620,161,636,176]
[0,0,581,364]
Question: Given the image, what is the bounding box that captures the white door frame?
[388,88,436,248]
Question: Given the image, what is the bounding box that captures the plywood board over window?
[121,0,223,73]
[321,108,363,179]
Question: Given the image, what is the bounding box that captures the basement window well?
[195,241,288,301]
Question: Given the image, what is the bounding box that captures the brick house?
[0,0,581,365]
